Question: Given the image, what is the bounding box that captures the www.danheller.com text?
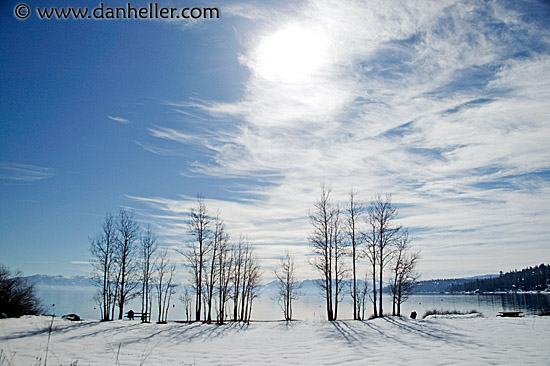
[15,2,220,20]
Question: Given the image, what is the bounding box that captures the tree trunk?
[352,242,357,320]
[196,249,203,322]
[372,261,377,318]
[103,266,109,321]
[378,246,383,317]
[334,251,338,321]
[207,261,215,324]
[118,256,126,320]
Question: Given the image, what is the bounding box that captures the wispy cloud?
[108,116,131,124]
[133,0,550,278]
[0,163,55,183]
[135,141,186,157]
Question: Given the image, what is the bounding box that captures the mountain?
[22,274,95,288]
[260,279,327,297]
[22,272,521,294]
[263,278,381,297]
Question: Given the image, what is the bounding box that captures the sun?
[252,24,329,83]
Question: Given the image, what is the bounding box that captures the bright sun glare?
[254,24,328,83]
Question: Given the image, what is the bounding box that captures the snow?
[1,315,549,365]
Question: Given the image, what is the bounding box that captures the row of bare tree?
[90,200,263,324]
[90,208,176,322]
[183,197,262,324]
[309,186,420,321]
[90,189,416,323]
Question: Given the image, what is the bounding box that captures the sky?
[1,0,549,281]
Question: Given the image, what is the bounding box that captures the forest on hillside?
[448,264,550,293]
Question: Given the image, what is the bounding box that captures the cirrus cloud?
[134,0,550,279]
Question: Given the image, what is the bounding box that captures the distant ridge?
[21,274,95,288]
[21,273,513,294]
[412,275,497,294]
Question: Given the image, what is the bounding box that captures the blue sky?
[1,0,549,280]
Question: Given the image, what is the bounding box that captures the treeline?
[412,278,481,293]
[90,198,261,324]
[448,264,550,293]
[309,187,420,320]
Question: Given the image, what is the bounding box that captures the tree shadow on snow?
[325,318,481,350]
[0,318,115,342]
[380,317,481,347]
[165,321,250,344]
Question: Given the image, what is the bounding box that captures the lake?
[35,285,550,321]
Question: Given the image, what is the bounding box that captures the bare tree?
[156,248,177,323]
[390,231,408,316]
[90,212,116,321]
[357,274,370,321]
[395,251,419,316]
[205,214,226,324]
[366,193,401,317]
[216,229,232,325]
[390,232,420,316]
[309,185,346,321]
[332,205,347,321]
[240,241,252,322]
[231,237,245,321]
[363,219,378,318]
[110,259,121,321]
[231,239,261,323]
[309,185,334,321]
[242,244,261,324]
[346,190,362,320]
[115,208,141,320]
[163,268,177,323]
[179,286,193,322]
[274,251,301,321]
[140,225,157,322]
[186,195,211,322]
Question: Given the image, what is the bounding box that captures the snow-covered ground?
[1,314,549,365]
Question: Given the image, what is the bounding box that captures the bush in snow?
[0,264,43,317]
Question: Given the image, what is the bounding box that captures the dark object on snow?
[497,311,523,317]
[125,310,149,321]
[62,314,81,321]
[0,313,7,319]
[410,311,417,319]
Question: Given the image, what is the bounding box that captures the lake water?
[36,286,550,321]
